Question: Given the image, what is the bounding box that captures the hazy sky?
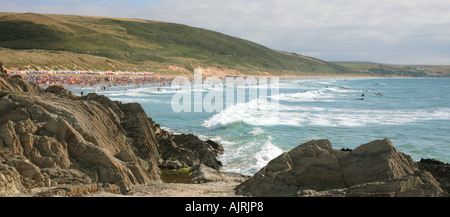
[2,0,450,65]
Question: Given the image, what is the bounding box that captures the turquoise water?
[67,78,450,175]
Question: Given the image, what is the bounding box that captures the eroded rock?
[1,75,226,196]
[237,138,443,197]
[1,81,162,194]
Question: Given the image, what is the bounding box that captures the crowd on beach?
[20,74,174,89]
[8,70,174,88]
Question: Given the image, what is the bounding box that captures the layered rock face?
[0,82,161,194]
[0,74,42,94]
[237,139,444,197]
[0,74,224,196]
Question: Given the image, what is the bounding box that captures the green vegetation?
[0,12,351,75]
[0,20,65,42]
[0,12,448,77]
[334,61,450,77]
[160,167,192,183]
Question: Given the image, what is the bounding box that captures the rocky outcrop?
[0,62,6,75]
[418,158,450,196]
[0,164,31,196]
[156,133,224,170]
[0,75,225,196]
[236,139,443,197]
[0,86,161,193]
[0,74,42,94]
[151,120,224,183]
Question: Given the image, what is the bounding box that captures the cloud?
[1,0,450,64]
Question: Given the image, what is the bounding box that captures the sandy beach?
[13,70,391,89]
[83,173,248,197]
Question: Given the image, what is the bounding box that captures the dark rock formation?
[45,85,77,100]
[156,133,223,170]
[0,75,224,196]
[418,158,450,196]
[151,120,224,183]
[236,139,443,197]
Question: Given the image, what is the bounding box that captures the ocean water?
[67,78,450,175]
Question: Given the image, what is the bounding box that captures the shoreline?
[10,72,445,88]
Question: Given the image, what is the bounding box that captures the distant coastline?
[6,69,448,89]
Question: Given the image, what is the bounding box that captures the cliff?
[0,74,224,196]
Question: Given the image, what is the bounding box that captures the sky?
[1,0,450,65]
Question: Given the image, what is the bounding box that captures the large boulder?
[236,139,443,197]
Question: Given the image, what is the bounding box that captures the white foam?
[105,86,192,97]
[107,91,149,97]
[315,79,338,85]
[270,88,339,102]
[218,136,284,175]
[160,126,182,135]
[249,127,265,136]
[283,107,450,127]
[202,98,290,128]
[271,85,367,103]
[109,97,162,104]
[203,97,450,128]
[202,136,236,146]
[253,137,284,171]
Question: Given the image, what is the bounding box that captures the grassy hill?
[334,61,450,77]
[0,12,351,76]
[0,12,447,77]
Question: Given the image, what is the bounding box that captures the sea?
[67,77,450,175]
